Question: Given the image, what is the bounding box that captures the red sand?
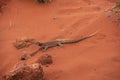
[0,0,120,80]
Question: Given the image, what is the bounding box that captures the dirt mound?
[36,54,53,66]
[4,63,45,80]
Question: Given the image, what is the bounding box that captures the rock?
[13,38,36,49]
[37,54,53,66]
[4,63,45,80]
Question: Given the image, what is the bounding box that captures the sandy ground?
[0,0,120,80]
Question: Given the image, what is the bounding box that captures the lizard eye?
[41,47,45,49]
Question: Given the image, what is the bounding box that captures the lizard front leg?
[41,46,48,51]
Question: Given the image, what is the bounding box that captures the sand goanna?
[20,31,98,60]
[35,31,98,51]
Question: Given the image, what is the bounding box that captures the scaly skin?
[35,31,98,51]
[20,31,98,60]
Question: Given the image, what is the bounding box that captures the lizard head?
[34,42,43,46]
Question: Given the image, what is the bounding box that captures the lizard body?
[20,31,98,60]
[35,31,98,51]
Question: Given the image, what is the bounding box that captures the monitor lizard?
[20,31,98,60]
[35,31,98,51]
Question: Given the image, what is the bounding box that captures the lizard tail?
[61,31,98,44]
